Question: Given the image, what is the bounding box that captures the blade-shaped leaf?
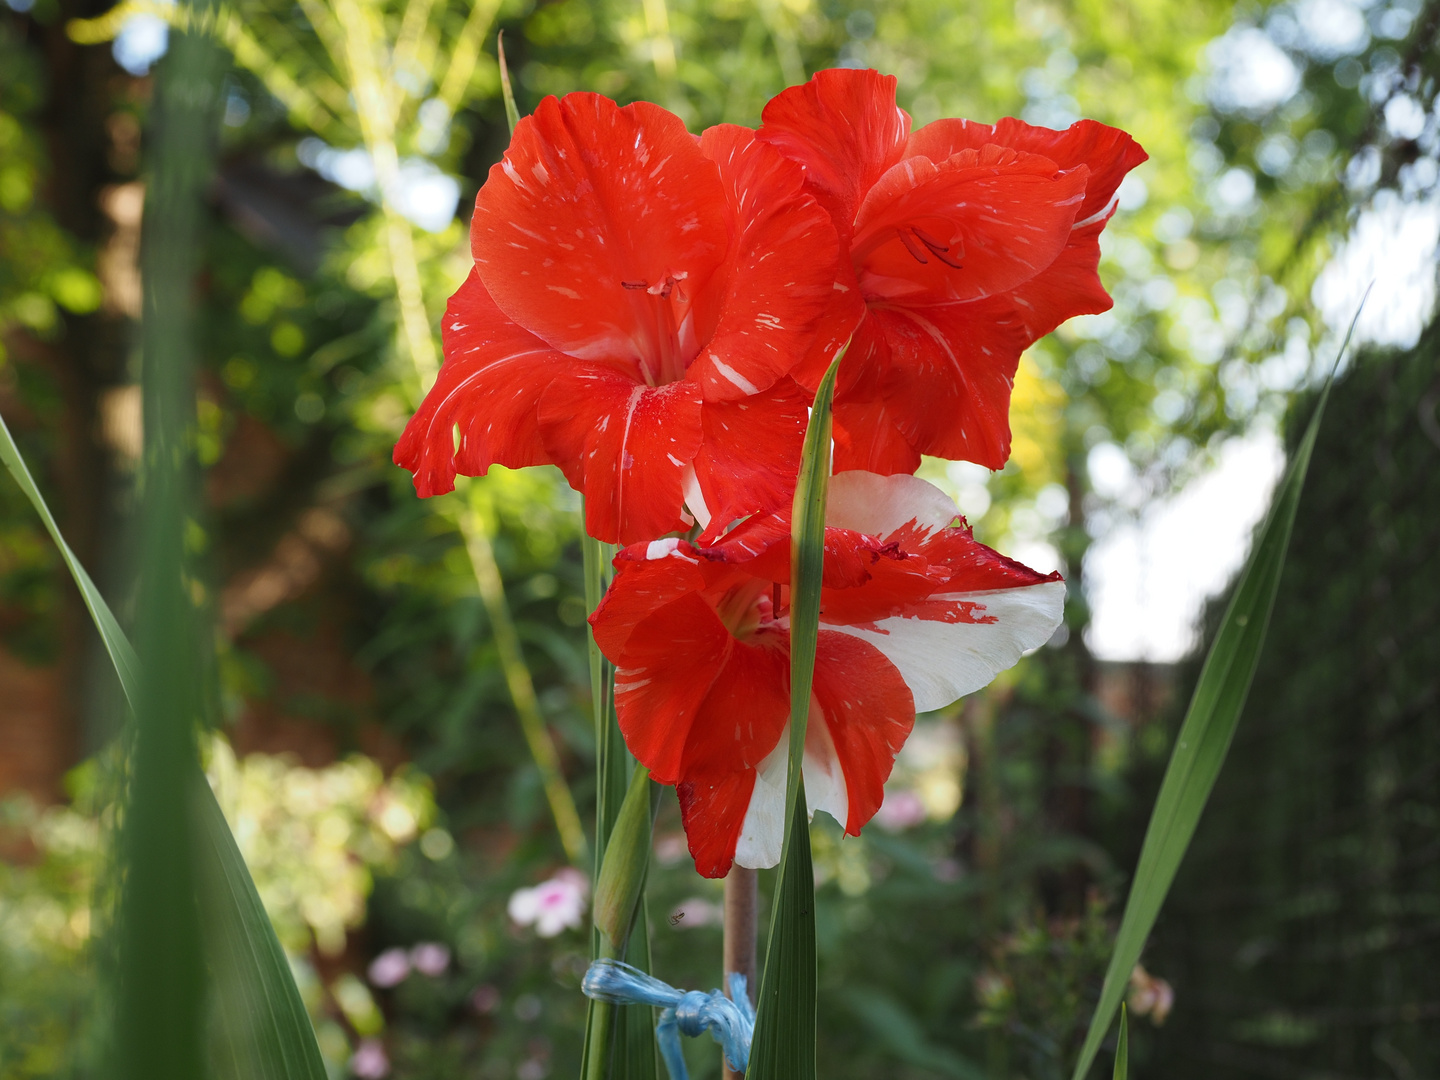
[0,412,140,707]
[1069,322,1354,1080]
[1112,1005,1128,1080]
[747,347,846,1080]
[200,781,331,1080]
[497,30,521,134]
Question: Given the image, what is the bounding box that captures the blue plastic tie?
[581,959,755,1079]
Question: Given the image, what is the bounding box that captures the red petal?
[858,300,1029,469]
[682,634,791,777]
[609,592,733,783]
[689,125,846,402]
[851,147,1090,306]
[830,318,922,474]
[589,539,709,658]
[692,378,808,542]
[905,518,1064,594]
[394,269,570,496]
[675,631,790,877]
[677,769,759,879]
[832,396,922,474]
[757,68,911,239]
[789,255,867,395]
[471,94,730,377]
[907,116,1148,224]
[538,368,703,544]
[1000,216,1116,342]
[811,631,914,835]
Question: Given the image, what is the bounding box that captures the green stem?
[460,504,588,865]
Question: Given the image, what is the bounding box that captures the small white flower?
[507,868,589,937]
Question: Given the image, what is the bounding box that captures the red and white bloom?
[589,471,1065,878]
[757,68,1148,475]
[394,94,851,544]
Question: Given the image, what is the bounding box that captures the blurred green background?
[0,0,1436,1076]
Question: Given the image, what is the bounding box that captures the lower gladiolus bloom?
[588,472,1065,877]
[757,68,1147,474]
[393,93,847,545]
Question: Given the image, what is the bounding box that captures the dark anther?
[911,226,964,269]
[622,280,648,290]
[897,229,929,264]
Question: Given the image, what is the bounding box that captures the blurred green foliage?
[0,0,1434,1075]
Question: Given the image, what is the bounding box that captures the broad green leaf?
[1112,1005,1128,1080]
[1069,320,1354,1080]
[748,347,846,1080]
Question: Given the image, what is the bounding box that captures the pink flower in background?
[508,867,589,937]
[366,947,411,988]
[349,1038,390,1080]
[874,788,928,832]
[409,942,451,977]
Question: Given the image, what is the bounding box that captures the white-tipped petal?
[801,698,849,828]
[826,581,1066,711]
[735,734,788,869]
[827,470,961,539]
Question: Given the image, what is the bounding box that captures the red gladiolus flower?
[758,69,1148,475]
[588,472,1064,878]
[394,94,850,544]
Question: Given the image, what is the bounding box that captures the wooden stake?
[722,864,758,1080]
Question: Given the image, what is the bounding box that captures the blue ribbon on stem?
[581,959,755,1079]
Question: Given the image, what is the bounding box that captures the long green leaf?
[0,413,141,705]
[1112,1005,1128,1080]
[747,347,846,1080]
[1069,322,1354,1080]
[497,30,521,134]
[199,783,330,1080]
